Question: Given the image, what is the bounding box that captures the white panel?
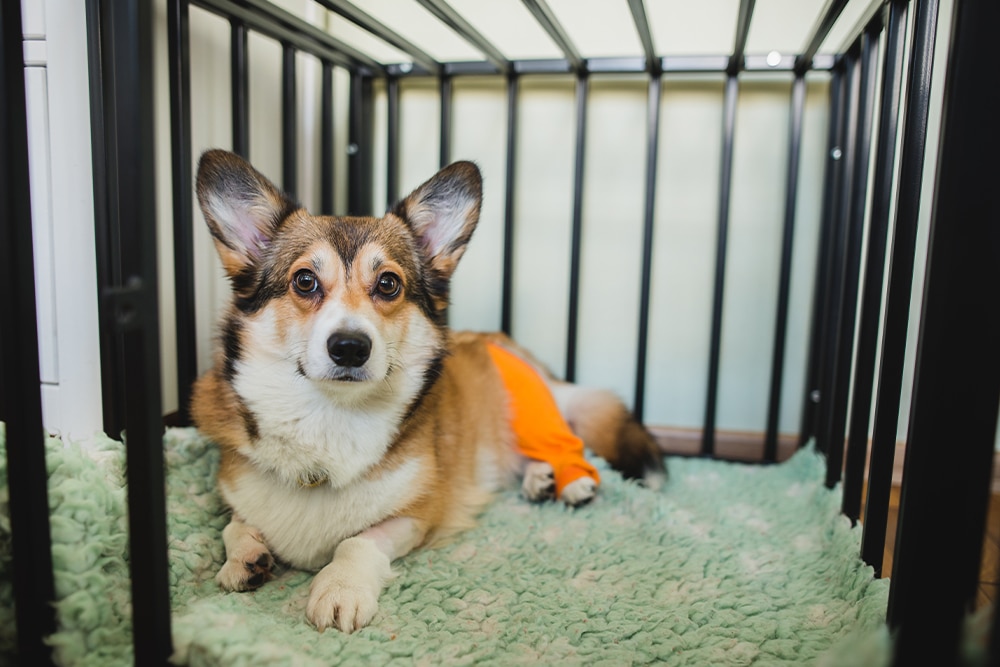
[447,78,508,334]
[25,66,59,386]
[746,0,828,55]
[509,76,576,375]
[22,0,46,39]
[41,0,103,439]
[547,0,643,59]
[574,76,648,406]
[643,76,726,428]
[397,79,440,202]
[715,78,791,433]
[448,0,561,60]
[647,0,740,56]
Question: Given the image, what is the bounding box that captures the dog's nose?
[327,332,372,368]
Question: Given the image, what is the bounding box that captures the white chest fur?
[221,458,422,570]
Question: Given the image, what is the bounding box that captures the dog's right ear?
[196,149,297,276]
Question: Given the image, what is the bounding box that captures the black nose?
[327,332,372,368]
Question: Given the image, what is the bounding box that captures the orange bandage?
[486,343,600,496]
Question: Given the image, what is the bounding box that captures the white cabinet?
[22,0,104,440]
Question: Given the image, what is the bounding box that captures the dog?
[190,149,665,633]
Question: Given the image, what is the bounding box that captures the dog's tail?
[549,382,667,489]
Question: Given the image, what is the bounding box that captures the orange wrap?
[486,343,600,496]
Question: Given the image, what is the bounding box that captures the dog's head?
[196,149,481,399]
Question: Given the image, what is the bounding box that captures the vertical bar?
[282,43,297,197]
[702,74,739,457]
[861,0,940,576]
[564,73,589,382]
[386,76,400,208]
[842,1,907,523]
[500,73,519,335]
[798,68,845,447]
[889,1,1000,661]
[0,1,57,662]
[763,74,806,462]
[632,74,662,422]
[87,0,126,437]
[439,74,452,168]
[823,26,880,490]
[347,72,373,215]
[105,0,174,662]
[167,0,195,426]
[814,54,858,457]
[230,20,249,158]
[320,61,335,214]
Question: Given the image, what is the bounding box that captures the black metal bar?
[763,74,805,462]
[87,0,126,437]
[167,0,196,426]
[861,0,940,577]
[102,0,174,662]
[316,0,441,75]
[439,74,452,168]
[347,72,374,215]
[627,0,659,74]
[729,0,757,73]
[414,0,512,74]
[230,19,249,158]
[632,74,662,422]
[797,0,851,73]
[798,69,845,448]
[320,61,335,214]
[521,0,584,73]
[500,74,519,335]
[842,1,906,524]
[193,0,383,72]
[386,76,400,208]
[564,73,589,382]
[823,26,879,490]
[889,2,1000,661]
[701,74,738,457]
[393,55,837,79]
[0,1,57,663]
[282,43,297,197]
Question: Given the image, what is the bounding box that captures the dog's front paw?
[560,476,597,507]
[216,549,275,591]
[306,537,392,633]
[521,461,556,502]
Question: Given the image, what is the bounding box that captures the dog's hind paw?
[521,461,556,502]
[560,476,597,507]
[217,549,275,591]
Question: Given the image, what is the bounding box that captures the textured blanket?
[0,425,895,665]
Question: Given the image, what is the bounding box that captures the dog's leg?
[216,516,275,591]
[306,516,428,633]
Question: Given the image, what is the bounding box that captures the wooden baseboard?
[649,427,1000,493]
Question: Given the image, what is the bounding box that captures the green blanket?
[0,425,895,665]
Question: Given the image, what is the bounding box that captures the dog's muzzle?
[327,331,372,368]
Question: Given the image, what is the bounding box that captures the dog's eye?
[375,273,401,299]
[292,269,319,295]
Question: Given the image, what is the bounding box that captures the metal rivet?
[831,148,843,160]
[399,62,413,74]
[811,390,821,403]
[346,143,359,156]
[766,51,782,67]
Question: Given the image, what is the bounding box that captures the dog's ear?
[391,161,482,279]
[196,149,297,276]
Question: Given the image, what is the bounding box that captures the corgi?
[190,150,665,633]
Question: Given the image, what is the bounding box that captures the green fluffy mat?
[0,424,894,665]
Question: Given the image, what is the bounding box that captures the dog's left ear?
[391,161,482,279]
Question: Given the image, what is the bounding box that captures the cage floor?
[1,426,899,666]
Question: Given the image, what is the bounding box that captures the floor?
[875,485,1000,610]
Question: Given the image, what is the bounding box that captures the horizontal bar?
[192,0,384,73]
[387,54,837,78]
[521,0,584,73]
[316,0,441,74]
[415,0,512,74]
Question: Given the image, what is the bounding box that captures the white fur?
[521,461,555,501]
[221,458,422,570]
